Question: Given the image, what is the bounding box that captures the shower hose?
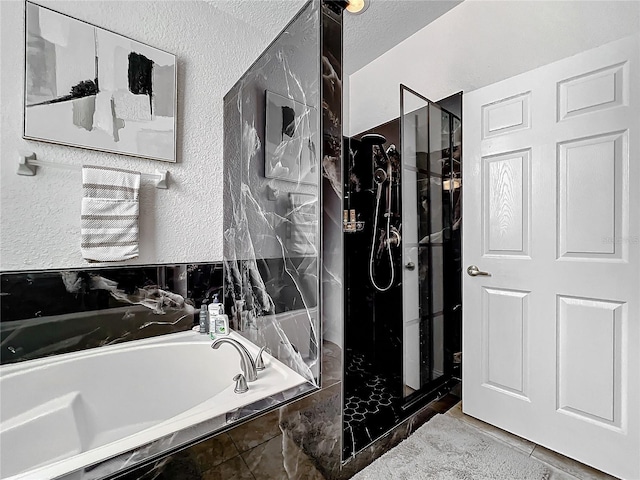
[369,181,395,292]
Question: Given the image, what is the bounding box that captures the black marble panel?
[0,263,222,364]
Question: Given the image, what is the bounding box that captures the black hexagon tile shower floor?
[343,349,403,458]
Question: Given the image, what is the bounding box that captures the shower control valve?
[386,227,401,247]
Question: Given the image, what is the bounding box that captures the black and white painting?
[265,91,318,184]
[24,2,176,162]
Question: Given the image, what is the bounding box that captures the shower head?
[360,133,387,146]
[374,168,388,184]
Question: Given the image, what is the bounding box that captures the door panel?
[482,287,529,398]
[558,132,627,260]
[558,63,626,121]
[557,295,624,427]
[482,149,531,256]
[482,92,531,138]
[463,35,639,479]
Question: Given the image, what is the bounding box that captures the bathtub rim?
[0,330,317,480]
[1,328,248,376]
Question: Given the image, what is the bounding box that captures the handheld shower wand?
[361,133,397,292]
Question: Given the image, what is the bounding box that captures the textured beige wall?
[0,0,300,271]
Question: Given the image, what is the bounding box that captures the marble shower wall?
[320,0,344,351]
[223,2,322,385]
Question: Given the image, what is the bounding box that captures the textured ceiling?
[205,0,462,76]
[205,0,308,41]
[344,0,462,74]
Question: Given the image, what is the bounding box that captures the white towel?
[288,193,317,256]
[81,165,141,262]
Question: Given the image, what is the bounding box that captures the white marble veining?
[0,331,308,480]
[222,2,322,387]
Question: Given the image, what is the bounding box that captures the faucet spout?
[211,338,258,382]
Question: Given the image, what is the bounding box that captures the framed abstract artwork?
[264,91,318,185]
[23,2,177,162]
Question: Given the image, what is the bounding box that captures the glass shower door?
[400,85,452,403]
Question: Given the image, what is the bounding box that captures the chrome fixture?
[373,168,387,185]
[255,346,267,371]
[211,338,258,382]
[233,373,249,394]
[387,226,401,247]
[361,133,398,292]
[17,151,169,189]
[466,265,491,277]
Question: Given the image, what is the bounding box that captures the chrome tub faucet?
[211,337,258,382]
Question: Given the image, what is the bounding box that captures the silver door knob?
[405,262,415,271]
[467,265,491,277]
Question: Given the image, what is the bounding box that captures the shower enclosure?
[343,85,462,458]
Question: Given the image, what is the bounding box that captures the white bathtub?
[0,331,308,480]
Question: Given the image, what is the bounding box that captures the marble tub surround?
[0,263,222,365]
[0,331,309,480]
[222,0,322,389]
[0,258,323,480]
[113,342,461,480]
[115,339,341,480]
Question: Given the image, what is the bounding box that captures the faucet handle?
[255,346,267,371]
[233,373,248,394]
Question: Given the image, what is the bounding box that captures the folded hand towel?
[81,165,141,262]
[288,193,317,256]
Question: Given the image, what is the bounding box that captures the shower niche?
[343,86,462,459]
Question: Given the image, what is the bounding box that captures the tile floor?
[445,403,619,480]
[343,349,403,458]
[181,399,617,480]
[137,337,616,480]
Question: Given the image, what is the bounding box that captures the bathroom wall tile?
[222,0,322,387]
[279,382,343,478]
[115,451,202,480]
[241,434,325,480]
[186,433,240,472]
[531,446,619,480]
[228,409,281,453]
[321,340,342,389]
[446,402,536,455]
[201,455,255,480]
[0,263,223,364]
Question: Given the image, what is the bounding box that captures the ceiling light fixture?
[346,0,368,15]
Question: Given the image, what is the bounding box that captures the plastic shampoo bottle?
[208,294,229,339]
[214,302,230,337]
[199,300,208,334]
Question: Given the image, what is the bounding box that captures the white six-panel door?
[462,35,639,479]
